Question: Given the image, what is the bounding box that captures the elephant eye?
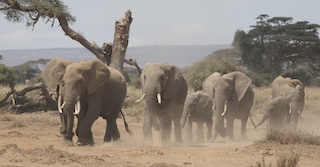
[61,80,65,87]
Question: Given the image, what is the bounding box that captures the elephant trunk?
[180,107,190,128]
[62,102,75,139]
[212,100,227,140]
[61,90,77,141]
[256,112,270,128]
[146,94,160,131]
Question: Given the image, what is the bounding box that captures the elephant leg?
[240,117,248,140]
[196,122,204,143]
[173,115,183,144]
[77,111,99,146]
[186,117,192,143]
[159,115,172,145]
[206,117,213,140]
[112,123,120,141]
[142,110,153,143]
[104,110,120,142]
[226,119,234,140]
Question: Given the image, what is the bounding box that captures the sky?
[0,0,319,50]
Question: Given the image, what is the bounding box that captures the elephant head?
[180,91,212,128]
[271,76,305,129]
[42,58,109,144]
[139,63,178,131]
[256,97,290,130]
[203,71,252,140]
[284,84,305,129]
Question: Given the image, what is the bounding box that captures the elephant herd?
[42,58,305,146]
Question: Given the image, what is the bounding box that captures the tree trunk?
[110,10,133,73]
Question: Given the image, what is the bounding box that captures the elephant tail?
[249,114,257,131]
[120,110,133,135]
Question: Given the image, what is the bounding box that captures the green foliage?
[0,64,16,81]
[234,14,320,79]
[187,48,243,91]
[0,0,75,27]
[282,69,311,86]
[247,71,271,87]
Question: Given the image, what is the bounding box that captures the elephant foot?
[59,127,66,134]
[62,138,74,146]
[77,140,94,146]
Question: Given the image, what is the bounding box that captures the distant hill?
[0,44,230,67]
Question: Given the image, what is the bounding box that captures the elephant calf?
[256,97,290,131]
[180,91,213,142]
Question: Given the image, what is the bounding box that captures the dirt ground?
[0,108,319,167]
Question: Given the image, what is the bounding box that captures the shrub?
[251,153,300,167]
[263,130,320,145]
[188,58,240,91]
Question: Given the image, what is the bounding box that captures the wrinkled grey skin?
[42,58,128,146]
[256,97,290,131]
[202,71,254,141]
[140,63,187,145]
[271,76,305,129]
[180,91,213,143]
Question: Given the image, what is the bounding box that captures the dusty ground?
[0,108,319,167]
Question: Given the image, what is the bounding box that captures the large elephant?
[271,76,305,129]
[138,63,188,145]
[202,71,254,141]
[42,58,131,146]
[180,90,213,143]
[256,97,290,131]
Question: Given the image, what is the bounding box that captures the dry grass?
[251,153,300,167]
[261,130,320,145]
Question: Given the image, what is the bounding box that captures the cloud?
[0,29,75,49]
[167,22,207,36]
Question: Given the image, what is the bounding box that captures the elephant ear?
[224,71,252,101]
[202,72,221,98]
[163,65,178,99]
[42,58,71,92]
[87,59,110,95]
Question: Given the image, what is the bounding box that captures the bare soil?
[0,109,319,167]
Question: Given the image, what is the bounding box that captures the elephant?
[137,63,188,145]
[271,76,305,129]
[42,58,131,146]
[180,90,213,143]
[256,97,290,131]
[202,71,255,141]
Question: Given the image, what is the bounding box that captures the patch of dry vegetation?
[251,153,300,167]
[261,130,320,145]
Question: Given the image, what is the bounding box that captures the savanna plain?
[0,85,320,167]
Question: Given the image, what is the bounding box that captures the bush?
[247,71,271,87]
[263,130,320,145]
[282,69,311,86]
[188,57,241,91]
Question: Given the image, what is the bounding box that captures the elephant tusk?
[58,95,63,114]
[74,100,81,115]
[221,104,227,117]
[61,102,66,109]
[11,95,16,106]
[136,93,146,102]
[289,109,292,114]
[157,93,161,104]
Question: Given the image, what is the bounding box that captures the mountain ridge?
[0,44,230,67]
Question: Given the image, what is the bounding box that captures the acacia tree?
[233,14,320,79]
[0,0,135,73]
[0,0,138,110]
